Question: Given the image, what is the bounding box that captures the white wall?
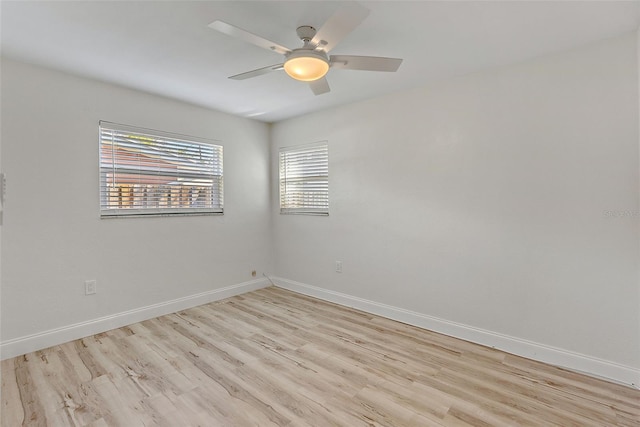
[0,59,273,353]
[271,33,640,384]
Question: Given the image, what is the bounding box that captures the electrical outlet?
[85,280,97,295]
[336,261,343,273]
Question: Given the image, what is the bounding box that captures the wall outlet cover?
[85,280,97,295]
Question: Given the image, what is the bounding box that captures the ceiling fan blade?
[311,3,370,52]
[208,20,291,55]
[309,77,330,95]
[229,64,284,80]
[330,55,403,72]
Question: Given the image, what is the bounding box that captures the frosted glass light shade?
[284,51,329,82]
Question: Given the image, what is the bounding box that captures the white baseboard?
[0,278,270,360]
[273,276,640,389]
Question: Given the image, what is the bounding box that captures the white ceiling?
[2,1,639,123]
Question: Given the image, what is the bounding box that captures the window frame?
[279,141,329,216]
[98,121,223,218]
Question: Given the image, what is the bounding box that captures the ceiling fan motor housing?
[296,26,317,42]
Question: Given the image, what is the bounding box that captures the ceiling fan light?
[284,51,329,82]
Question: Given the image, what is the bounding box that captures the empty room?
[1,1,639,426]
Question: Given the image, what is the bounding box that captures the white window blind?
[99,121,223,217]
[279,141,328,215]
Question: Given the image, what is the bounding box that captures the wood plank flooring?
[2,286,639,426]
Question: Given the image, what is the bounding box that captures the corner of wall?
[266,121,278,277]
[637,26,640,381]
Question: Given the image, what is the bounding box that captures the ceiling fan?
[208,2,403,95]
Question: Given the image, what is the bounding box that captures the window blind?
[279,141,328,215]
[99,121,223,217]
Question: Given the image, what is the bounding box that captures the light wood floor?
[2,287,639,426]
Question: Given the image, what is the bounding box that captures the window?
[99,121,223,217]
[279,141,328,215]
